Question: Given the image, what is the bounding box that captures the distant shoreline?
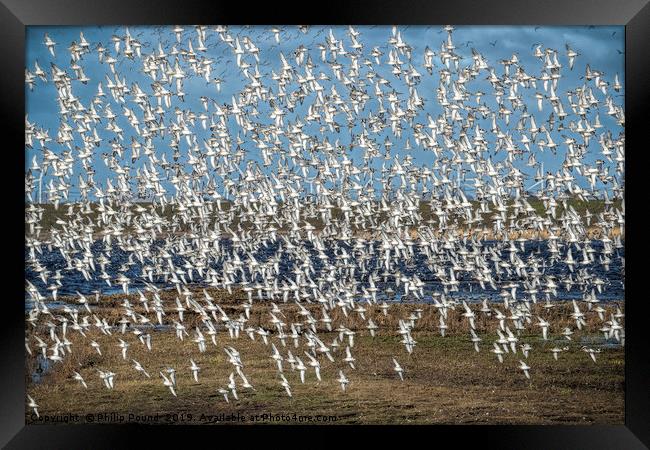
[26,226,624,244]
[25,198,625,243]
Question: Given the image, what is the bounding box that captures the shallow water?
[25,238,624,307]
[30,354,52,384]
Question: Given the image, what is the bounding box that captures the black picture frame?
[2,1,648,448]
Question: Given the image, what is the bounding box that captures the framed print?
[2,0,649,448]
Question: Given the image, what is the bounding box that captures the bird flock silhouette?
[24,25,624,416]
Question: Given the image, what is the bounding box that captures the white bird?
[537,316,550,340]
[189,359,200,382]
[392,357,404,381]
[160,371,177,396]
[270,343,284,372]
[470,328,481,352]
[550,346,568,360]
[118,339,129,360]
[43,33,56,57]
[582,346,601,363]
[228,372,239,400]
[90,340,101,355]
[217,387,229,403]
[73,371,87,388]
[132,359,150,378]
[279,373,292,397]
[462,301,476,329]
[491,342,504,363]
[337,370,350,391]
[98,370,115,389]
[27,394,39,418]
[344,345,356,369]
[304,351,321,382]
[295,356,307,384]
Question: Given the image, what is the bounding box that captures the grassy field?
[25,291,625,425]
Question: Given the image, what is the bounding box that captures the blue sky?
[25,25,625,202]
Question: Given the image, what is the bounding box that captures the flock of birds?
[24,25,624,417]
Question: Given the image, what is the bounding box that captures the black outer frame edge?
[0,0,649,25]
[625,0,650,448]
[0,1,26,448]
